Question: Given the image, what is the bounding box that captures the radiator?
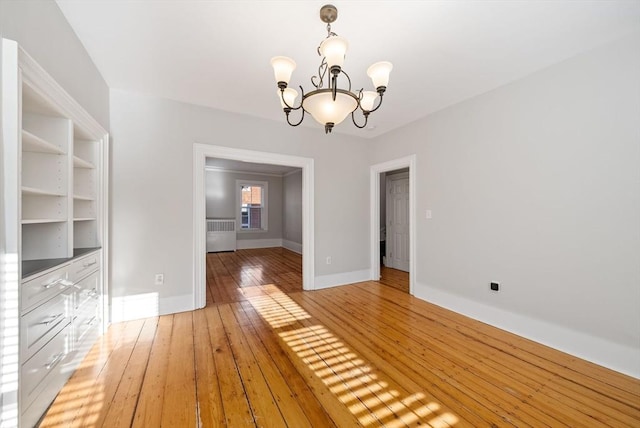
[206,219,236,252]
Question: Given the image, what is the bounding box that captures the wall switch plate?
[155,273,164,285]
[426,210,432,219]
[490,282,499,292]
[326,256,331,265]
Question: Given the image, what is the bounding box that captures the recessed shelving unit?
[2,38,109,427]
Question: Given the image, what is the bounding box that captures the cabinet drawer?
[21,265,72,314]
[74,295,99,346]
[21,290,72,361]
[74,271,99,311]
[69,252,100,283]
[21,324,71,415]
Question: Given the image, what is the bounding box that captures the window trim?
[236,180,268,232]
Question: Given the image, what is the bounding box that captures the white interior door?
[386,175,410,272]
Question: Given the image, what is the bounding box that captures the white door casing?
[369,155,416,294]
[386,174,410,272]
[193,144,315,310]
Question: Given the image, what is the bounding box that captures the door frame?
[369,155,416,294]
[193,144,315,310]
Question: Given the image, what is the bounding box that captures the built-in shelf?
[21,129,64,154]
[73,194,94,201]
[73,156,94,169]
[4,38,108,428]
[21,219,66,224]
[22,186,65,197]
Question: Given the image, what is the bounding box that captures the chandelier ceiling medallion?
[270,4,393,134]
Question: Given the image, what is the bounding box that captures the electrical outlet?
[326,256,332,265]
[490,282,499,292]
[155,273,164,285]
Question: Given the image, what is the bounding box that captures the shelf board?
[73,156,94,169]
[22,186,66,197]
[73,217,96,221]
[73,194,95,201]
[22,130,64,155]
[21,218,66,224]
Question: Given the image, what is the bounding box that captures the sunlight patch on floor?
[248,285,459,427]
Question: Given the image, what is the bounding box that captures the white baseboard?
[111,293,193,322]
[415,283,640,378]
[282,239,302,254]
[314,269,370,290]
[236,238,283,250]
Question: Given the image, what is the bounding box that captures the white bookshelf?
[1,38,109,427]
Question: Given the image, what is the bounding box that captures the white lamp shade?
[360,91,378,111]
[278,88,298,109]
[367,61,393,89]
[270,56,296,84]
[303,91,358,126]
[319,36,348,69]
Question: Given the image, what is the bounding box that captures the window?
[237,180,268,231]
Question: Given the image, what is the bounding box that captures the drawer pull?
[59,279,74,287]
[87,316,97,326]
[88,288,98,298]
[43,312,64,326]
[82,260,97,268]
[43,278,73,289]
[44,353,64,370]
[42,279,62,289]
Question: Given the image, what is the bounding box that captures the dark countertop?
[22,247,101,279]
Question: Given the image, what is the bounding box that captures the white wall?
[283,169,303,250]
[369,33,640,377]
[110,89,370,320]
[0,0,109,129]
[205,169,283,242]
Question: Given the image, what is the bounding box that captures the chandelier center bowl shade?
[270,4,392,134]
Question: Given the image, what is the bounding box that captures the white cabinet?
[1,38,109,427]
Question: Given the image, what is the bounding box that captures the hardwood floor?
[206,247,303,304]
[40,248,640,427]
[379,266,409,293]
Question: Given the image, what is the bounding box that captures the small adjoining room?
[1,1,639,427]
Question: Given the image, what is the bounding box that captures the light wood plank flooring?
[40,248,640,427]
[379,266,409,293]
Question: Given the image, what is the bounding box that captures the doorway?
[369,155,416,294]
[193,144,315,310]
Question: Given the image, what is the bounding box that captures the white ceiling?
[56,1,640,138]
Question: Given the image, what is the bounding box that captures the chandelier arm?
[285,108,305,127]
[279,86,305,111]
[351,110,369,129]
[367,92,385,114]
[341,69,352,92]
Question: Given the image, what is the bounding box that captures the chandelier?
[270,4,393,134]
